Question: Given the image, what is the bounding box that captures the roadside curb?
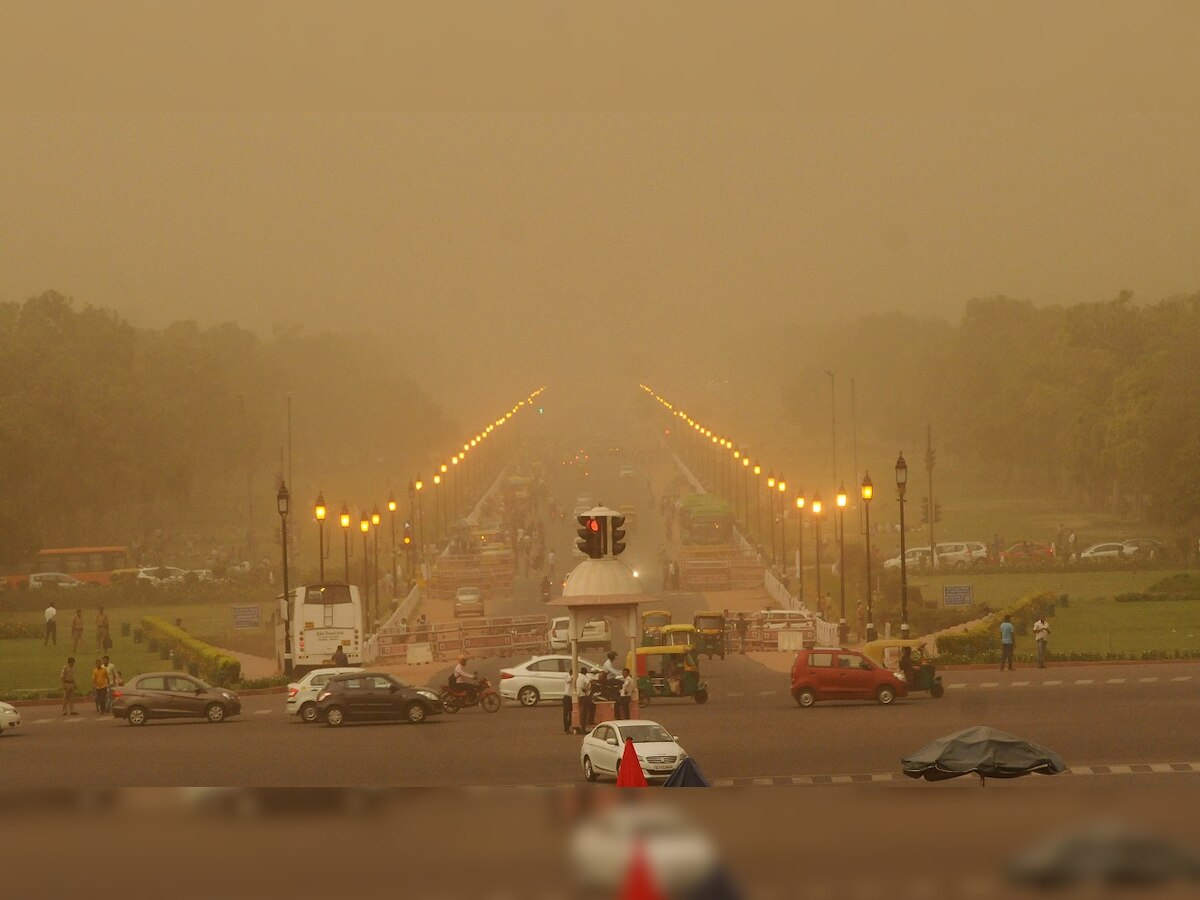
[6,684,287,707]
[937,658,1200,671]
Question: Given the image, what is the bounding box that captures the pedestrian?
[43,600,58,646]
[102,655,120,712]
[1033,615,1051,668]
[95,606,111,653]
[602,650,621,680]
[70,609,84,654]
[61,657,78,715]
[616,667,634,720]
[332,644,349,667]
[856,602,866,641]
[576,666,595,731]
[562,667,574,734]
[91,658,109,714]
[999,614,1015,671]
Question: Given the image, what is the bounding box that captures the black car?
[315,672,444,727]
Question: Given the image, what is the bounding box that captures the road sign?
[232,605,262,629]
[942,585,973,607]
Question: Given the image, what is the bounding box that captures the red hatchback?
[1000,542,1055,564]
[790,648,908,707]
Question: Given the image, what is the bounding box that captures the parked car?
[548,616,612,651]
[1000,541,1056,564]
[754,609,812,630]
[315,672,444,726]
[499,654,600,706]
[137,566,189,585]
[580,719,688,783]
[790,647,908,707]
[453,586,485,617]
[1122,538,1170,561]
[111,672,241,726]
[934,541,989,569]
[882,547,932,570]
[0,700,20,734]
[1079,542,1127,562]
[286,666,363,722]
[28,572,85,589]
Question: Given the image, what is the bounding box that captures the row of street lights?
[641,385,911,642]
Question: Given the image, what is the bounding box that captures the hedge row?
[937,647,1200,665]
[140,616,241,686]
[934,591,1058,659]
[1115,593,1200,603]
[0,622,40,639]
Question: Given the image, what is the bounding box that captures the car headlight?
[222,692,236,701]
[894,672,906,682]
[637,756,646,763]
[317,691,331,702]
[417,690,439,701]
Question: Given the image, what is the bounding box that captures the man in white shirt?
[575,666,595,731]
[616,667,635,720]
[562,667,574,734]
[43,602,57,646]
[602,651,621,680]
[1033,616,1051,668]
[452,654,478,700]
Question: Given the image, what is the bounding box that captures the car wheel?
[694,689,709,704]
[205,703,226,723]
[517,686,540,707]
[299,702,318,723]
[127,706,148,726]
[324,706,346,727]
[480,692,502,713]
[405,701,427,724]
[583,756,597,782]
[794,688,816,708]
[930,682,945,699]
[876,685,896,705]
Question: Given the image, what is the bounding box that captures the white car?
[28,572,84,589]
[498,654,600,706]
[0,700,20,733]
[137,566,189,585]
[286,667,363,722]
[581,719,688,783]
[548,616,612,652]
[754,609,812,630]
[934,541,989,569]
[882,547,933,570]
[453,586,485,617]
[1080,542,1126,561]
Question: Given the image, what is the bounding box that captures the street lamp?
[766,473,776,565]
[862,472,876,641]
[277,481,292,677]
[339,503,351,583]
[433,473,443,547]
[811,493,823,611]
[794,493,805,602]
[753,464,762,546]
[371,505,382,618]
[896,452,910,638]
[314,492,327,582]
[777,477,787,572]
[360,514,371,634]
[388,493,398,602]
[413,478,424,571]
[741,457,750,535]
[836,483,848,644]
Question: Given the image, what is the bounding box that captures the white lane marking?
[1149,764,1175,773]
[254,709,273,715]
[1044,679,1062,685]
[980,682,999,688]
[1106,678,1127,684]
[62,716,85,723]
[1139,677,1158,683]
[947,683,966,690]
[1075,679,1094,685]
[1171,676,1192,682]
[725,691,745,697]
[758,690,777,696]
[752,777,774,786]
[34,718,53,724]
[1011,681,1030,686]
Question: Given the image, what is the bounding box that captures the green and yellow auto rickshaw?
[693,611,726,660]
[661,624,696,649]
[862,638,944,698]
[625,645,709,704]
[641,609,672,646]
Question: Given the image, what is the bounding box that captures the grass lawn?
[906,568,1189,611]
[1044,596,1200,656]
[0,601,275,697]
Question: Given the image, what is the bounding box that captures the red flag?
[616,738,648,788]
[619,838,664,900]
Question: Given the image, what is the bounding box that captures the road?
[4,655,1197,787]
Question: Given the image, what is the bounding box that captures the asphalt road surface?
[4,655,1197,788]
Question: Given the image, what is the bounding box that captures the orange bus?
[35,546,130,585]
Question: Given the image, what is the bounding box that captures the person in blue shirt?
[999,614,1016,671]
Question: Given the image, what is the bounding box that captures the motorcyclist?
[540,576,552,602]
[452,654,479,702]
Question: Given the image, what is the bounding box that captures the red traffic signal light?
[577,515,602,559]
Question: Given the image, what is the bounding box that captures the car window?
[837,655,858,669]
[619,724,672,743]
[137,676,168,691]
[528,660,556,673]
[342,677,368,691]
[311,674,331,687]
[369,676,393,689]
[595,725,612,742]
[807,653,833,668]
[168,676,199,692]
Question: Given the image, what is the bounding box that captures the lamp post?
[414,478,424,578]
[388,494,397,602]
[360,515,371,633]
[753,465,762,547]
[862,472,876,641]
[433,473,443,548]
[896,453,910,638]
[741,457,750,536]
[314,493,326,582]
[277,481,292,677]
[732,448,741,521]
[794,493,805,603]
[836,483,848,644]
[766,473,776,565]
[811,493,823,610]
[371,505,382,617]
[339,503,351,583]
[777,477,787,572]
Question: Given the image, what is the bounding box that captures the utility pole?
[926,425,937,569]
[825,371,837,484]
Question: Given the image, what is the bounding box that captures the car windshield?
[618,724,673,743]
[695,616,722,629]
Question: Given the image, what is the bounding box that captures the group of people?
[43,603,112,655]
[563,651,635,733]
[999,613,1052,670]
[58,654,121,716]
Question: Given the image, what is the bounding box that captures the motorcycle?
[440,674,502,713]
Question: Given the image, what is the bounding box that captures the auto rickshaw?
[692,611,726,660]
[661,624,696,649]
[861,639,944,698]
[625,645,709,704]
[641,609,672,646]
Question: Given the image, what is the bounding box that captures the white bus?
[285,582,364,672]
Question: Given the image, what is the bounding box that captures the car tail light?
[111,690,123,699]
[500,672,513,679]
[287,687,299,699]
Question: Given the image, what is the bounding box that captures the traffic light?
[933,502,942,524]
[920,497,930,526]
[577,515,602,559]
[402,521,413,546]
[610,516,627,557]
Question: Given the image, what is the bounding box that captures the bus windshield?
[302,584,353,605]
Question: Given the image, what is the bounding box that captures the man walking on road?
[43,601,57,646]
[575,666,595,732]
[999,614,1016,671]
[562,667,574,734]
[1033,615,1051,668]
[70,609,84,655]
[61,657,78,715]
[102,655,120,712]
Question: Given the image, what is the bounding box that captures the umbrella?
[901,725,1066,783]
[662,757,712,787]
[616,738,648,787]
[1008,820,1200,887]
